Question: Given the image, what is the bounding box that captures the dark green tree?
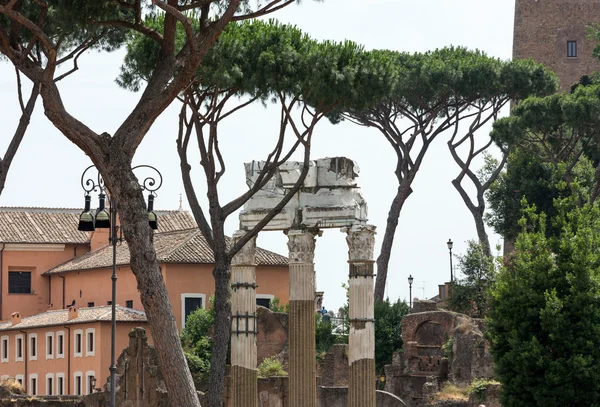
[486,147,594,241]
[120,19,374,404]
[0,2,308,406]
[374,298,409,372]
[487,203,600,407]
[447,240,496,318]
[342,48,557,300]
[491,84,600,204]
[181,307,215,388]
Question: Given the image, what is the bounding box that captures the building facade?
[0,306,148,396]
[0,207,290,394]
[514,0,600,91]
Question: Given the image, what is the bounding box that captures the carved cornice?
[231,230,257,266]
[286,229,320,263]
[342,224,376,262]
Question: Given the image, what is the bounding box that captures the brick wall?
[514,0,600,91]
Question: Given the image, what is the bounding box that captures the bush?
[447,241,497,318]
[488,204,600,407]
[374,298,409,372]
[270,297,289,313]
[316,314,346,356]
[258,357,287,378]
[181,306,215,388]
[185,351,210,388]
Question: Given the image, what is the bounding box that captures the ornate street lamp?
[77,165,162,407]
[408,275,414,310]
[447,239,454,282]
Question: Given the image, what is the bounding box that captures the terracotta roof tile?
[0,306,147,332]
[45,229,288,274]
[0,207,198,244]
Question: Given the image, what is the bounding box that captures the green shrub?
[442,337,454,359]
[270,297,289,313]
[258,357,287,378]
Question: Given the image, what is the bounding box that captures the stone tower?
[514,0,600,91]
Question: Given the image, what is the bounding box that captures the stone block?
[240,157,368,231]
[321,344,349,387]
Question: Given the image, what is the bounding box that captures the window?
[29,334,37,361]
[29,374,38,396]
[256,294,275,309]
[126,300,133,308]
[0,375,8,381]
[46,373,54,396]
[56,331,65,358]
[56,373,65,396]
[15,335,23,362]
[46,332,54,359]
[8,271,31,294]
[181,293,205,328]
[568,40,578,57]
[85,371,96,395]
[74,330,83,357]
[87,302,95,308]
[1,336,8,363]
[85,328,95,357]
[74,372,82,396]
[106,301,112,306]
[15,375,23,387]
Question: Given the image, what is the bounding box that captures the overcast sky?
[0,0,516,311]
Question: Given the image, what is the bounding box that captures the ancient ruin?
[235,157,375,407]
[384,301,496,407]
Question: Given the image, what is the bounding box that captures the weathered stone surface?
[256,306,288,368]
[412,300,438,313]
[0,398,83,407]
[449,317,494,386]
[467,383,501,407]
[85,327,170,407]
[514,0,600,91]
[385,309,495,405]
[258,377,288,407]
[321,344,349,387]
[240,157,368,231]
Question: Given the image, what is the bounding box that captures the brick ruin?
[384,301,495,407]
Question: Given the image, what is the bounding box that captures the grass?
[434,383,472,401]
[258,357,287,378]
[433,379,501,402]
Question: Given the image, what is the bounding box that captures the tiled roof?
[0,207,197,244]
[0,306,147,332]
[45,228,288,274]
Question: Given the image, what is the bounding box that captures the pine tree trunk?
[103,159,200,407]
[374,183,412,302]
[207,254,232,407]
[473,208,492,258]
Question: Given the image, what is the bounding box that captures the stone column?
[231,230,258,407]
[286,229,320,407]
[343,224,377,407]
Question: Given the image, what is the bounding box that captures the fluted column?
[231,230,258,407]
[286,228,320,407]
[343,224,377,407]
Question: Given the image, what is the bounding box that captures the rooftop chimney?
[68,306,79,321]
[11,312,21,326]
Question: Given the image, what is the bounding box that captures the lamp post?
[77,165,162,407]
[408,275,414,310]
[447,239,454,282]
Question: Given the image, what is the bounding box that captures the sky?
[0,0,516,311]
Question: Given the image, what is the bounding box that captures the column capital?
[342,224,376,262]
[285,229,321,264]
[231,230,257,266]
